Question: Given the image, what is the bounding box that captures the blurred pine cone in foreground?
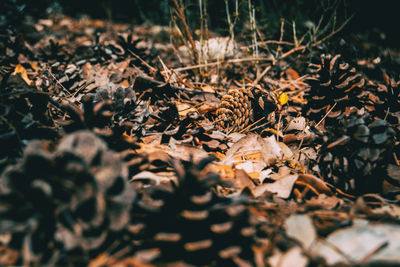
[0,131,135,265]
[130,157,266,266]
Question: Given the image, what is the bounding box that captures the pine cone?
[216,87,274,132]
[94,85,149,138]
[318,114,396,194]
[61,85,146,150]
[131,158,261,266]
[0,131,136,265]
[305,54,366,124]
[367,78,400,125]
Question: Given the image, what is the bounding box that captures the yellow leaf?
[278,92,288,106]
[12,64,33,86]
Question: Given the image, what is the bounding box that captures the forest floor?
[1,11,400,267]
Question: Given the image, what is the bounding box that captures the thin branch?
[171,0,199,63]
[172,57,273,72]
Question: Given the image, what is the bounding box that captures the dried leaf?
[12,64,33,86]
[253,174,298,198]
[268,247,308,267]
[286,117,306,132]
[234,169,256,190]
[176,101,196,117]
[314,223,400,265]
[223,134,281,166]
[285,214,317,249]
[297,174,333,195]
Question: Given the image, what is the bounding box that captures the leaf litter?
[0,5,400,267]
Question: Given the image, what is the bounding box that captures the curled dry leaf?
[297,174,333,196]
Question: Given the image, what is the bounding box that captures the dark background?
[1,0,398,47]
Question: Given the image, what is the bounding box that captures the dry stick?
[252,65,272,88]
[128,49,157,74]
[247,121,269,133]
[360,242,389,265]
[316,238,357,265]
[171,0,199,63]
[134,75,203,94]
[295,181,319,196]
[276,112,282,142]
[295,126,307,157]
[243,40,295,48]
[47,68,73,97]
[173,57,273,72]
[315,103,337,128]
[274,18,285,61]
[239,117,265,134]
[275,15,353,63]
[158,56,177,84]
[274,74,309,92]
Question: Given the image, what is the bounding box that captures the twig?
[47,68,72,97]
[253,66,272,87]
[312,15,353,48]
[295,126,307,155]
[274,74,309,92]
[171,0,199,63]
[315,103,337,127]
[359,241,389,265]
[134,75,203,94]
[243,40,295,48]
[128,49,157,74]
[172,57,273,72]
[276,112,282,142]
[239,117,265,134]
[274,18,285,60]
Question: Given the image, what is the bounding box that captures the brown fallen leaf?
[234,169,256,190]
[223,134,281,167]
[285,214,317,250]
[253,174,298,198]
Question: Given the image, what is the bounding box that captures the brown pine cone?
[130,158,263,266]
[216,88,253,132]
[304,54,366,124]
[366,78,400,125]
[216,87,275,132]
[0,131,136,265]
[318,113,396,194]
